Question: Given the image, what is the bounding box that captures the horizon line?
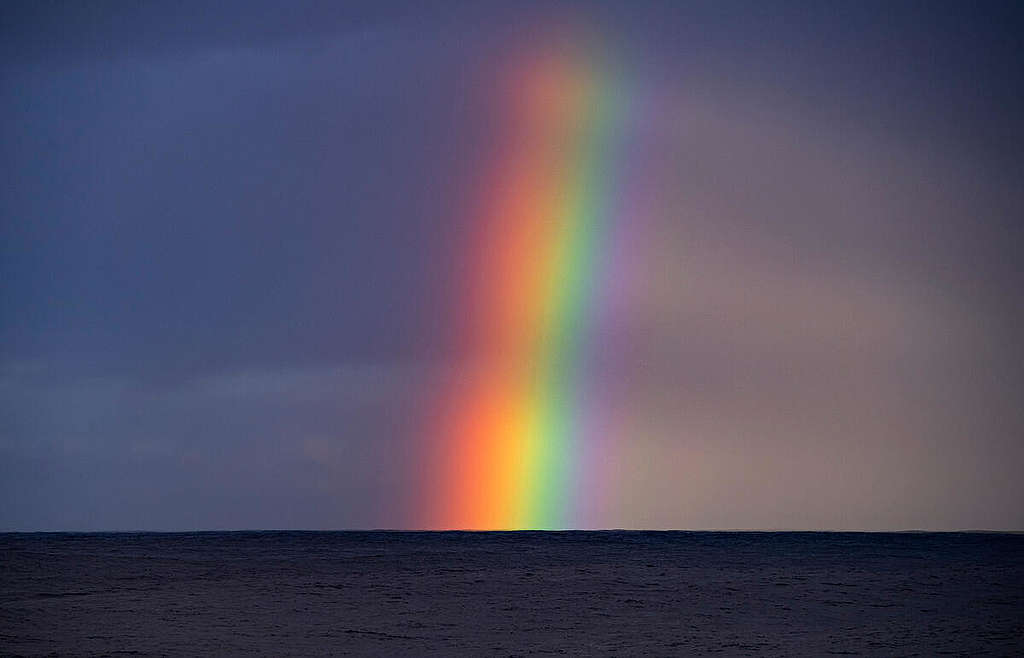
[3,528,1022,534]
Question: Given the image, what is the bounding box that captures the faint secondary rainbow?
[427,28,627,529]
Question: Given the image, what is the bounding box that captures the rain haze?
[2,0,1023,531]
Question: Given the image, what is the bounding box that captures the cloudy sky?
[2,1,1022,530]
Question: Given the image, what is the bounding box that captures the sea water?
[2,531,1022,655]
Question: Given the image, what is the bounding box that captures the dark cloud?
[2,1,1022,530]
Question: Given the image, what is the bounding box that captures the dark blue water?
[2,531,1022,656]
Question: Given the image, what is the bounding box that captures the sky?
[2,1,1022,531]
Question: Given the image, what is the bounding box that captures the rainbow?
[427,27,628,530]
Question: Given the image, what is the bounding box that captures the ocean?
[1,531,1021,656]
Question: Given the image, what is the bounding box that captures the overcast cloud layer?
[2,1,1022,530]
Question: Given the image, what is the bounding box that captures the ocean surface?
[1,531,1022,656]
